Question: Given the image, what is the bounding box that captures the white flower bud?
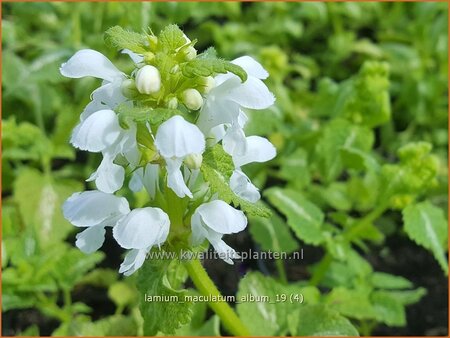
[135,65,161,95]
[121,79,138,98]
[184,153,203,170]
[182,88,203,111]
[167,97,178,109]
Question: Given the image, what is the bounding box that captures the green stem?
[184,259,250,336]
[343,201,390,241]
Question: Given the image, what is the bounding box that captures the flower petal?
[113,207,170,249]
[223,125,247,157]
[166,158,193,198]
[232,56,269,79]
[207,124,227,146]
[119,248,149,276]
[195,200,247,234]
[233,136,276,167]
[60,49,123,82]
[80,99,109,121]
[191,212,208,246]
[121,49,144,64]
[210,238,240,265]
[63,190,130,227]
[228,76,275,109]
[75,225,106,254]
[87,154,125,193]
[129,168,144,192]
[155,115,205,158]
[91,80,127,110]
[70,109,122,152]
[230,170,260,203]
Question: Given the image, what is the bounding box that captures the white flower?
[197,56,275,134]
[191,200,247,264]
[228,136,276,203]
[60,49,127,119]
[70,109,123,153]
[114,207,170,276]
[62,190,130,254]
[155,115,205,198]
[70,109,138,193]
[135,65,161,94]
[113,207,170,249]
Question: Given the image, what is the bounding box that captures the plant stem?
[184,259,251,336]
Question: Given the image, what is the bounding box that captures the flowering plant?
[61,25,276,335]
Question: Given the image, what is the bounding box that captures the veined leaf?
[371,291,406,327]
[13,168,83,247]
[201,145,271,217]
[182,58,247,82]
[315,119,374,182]
[237,272,321,336]
[371,272,413,289]
[137,258,193,335]
[290,305,359,336]
[249,210,299,253]
[158,24,187,52]
[105,26,148,54]
[402,202,448,274]
[265,188,325,244]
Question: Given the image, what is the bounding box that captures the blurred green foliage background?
[2,2,448,336]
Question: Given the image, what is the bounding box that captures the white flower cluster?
[61,33,276,275]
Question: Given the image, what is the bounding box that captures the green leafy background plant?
[2,2,448,336]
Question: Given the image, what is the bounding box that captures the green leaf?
[249,211,299,253]
[402,201,448,274]
[2,117,51,162]
[315,119,374,182]
[290,305,359,336]
[265,188,325,244]
[13,168,83,247]
[158,24,187,53]
[383,288,427,306]
[201,145,271,217]
[182,58,247,82]
[108,281,137,308]
[340,147,380,172]
[371,291,406,327]
[137,258,193,335]
[278,148,310,186]
[104,26,148,53]
[77,315,138,336]
[116,104,181,129]
[237,272,319,335]
[325,287,377,320]
[371,272,413,289]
